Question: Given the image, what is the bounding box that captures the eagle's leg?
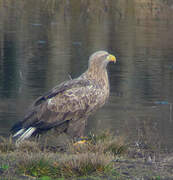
[67,118,86,138]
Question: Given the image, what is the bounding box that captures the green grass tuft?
[18,159,60,178]
[37,176,53,180]
[17,152,115,178]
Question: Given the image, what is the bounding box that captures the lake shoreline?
[0,132,173,180]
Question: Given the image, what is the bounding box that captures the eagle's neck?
[83,65,110,95]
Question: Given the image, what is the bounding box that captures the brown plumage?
[11,51,116,142]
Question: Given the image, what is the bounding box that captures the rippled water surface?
[0,0,173,151]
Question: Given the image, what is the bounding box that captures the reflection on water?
[0,0,173,151]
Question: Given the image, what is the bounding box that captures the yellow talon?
[73,140,87,146]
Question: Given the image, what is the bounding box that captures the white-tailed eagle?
[11,51,116,142]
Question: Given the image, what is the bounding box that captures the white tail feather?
[16,127,36,143]
[13,129,25,137]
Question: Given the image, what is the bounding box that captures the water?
[0,0,173,151]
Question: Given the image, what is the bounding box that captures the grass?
[18,159,59,178]
[0,131,126,179]
[0,136,15,153]
[68,131,127,156]
[17,152,117,178]
[0,130,172,179]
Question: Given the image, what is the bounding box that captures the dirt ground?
[112,153,173,179]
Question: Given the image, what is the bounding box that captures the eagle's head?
[89,51,116,69]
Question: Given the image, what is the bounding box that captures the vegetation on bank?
[0,131,173,179]
[0,131,127,179]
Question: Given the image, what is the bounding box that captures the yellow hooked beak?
[107,54,116,63]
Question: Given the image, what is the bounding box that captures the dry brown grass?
[0,136,15,153]
[16,151,114,178]
[68,131,127,156]
[0,131,127,179]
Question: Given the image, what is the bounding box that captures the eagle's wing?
[11,78,104,135]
